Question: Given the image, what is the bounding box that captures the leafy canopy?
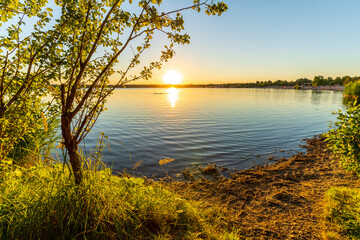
[0,0,59,161]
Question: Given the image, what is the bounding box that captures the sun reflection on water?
[167,87,179,107]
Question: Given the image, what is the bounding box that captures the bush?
[0,95,59,166]
[325,104,360,175]
[344,81,360,98]
[0,164,239,240]
[8,114,59,166]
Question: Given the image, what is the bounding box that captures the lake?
[83,88,344,176]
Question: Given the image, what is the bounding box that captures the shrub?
[344,81,360,98]
[8,114,59,166]
[325,103,360,175]
[0,95,59,166]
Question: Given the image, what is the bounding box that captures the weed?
[201,164,219,175]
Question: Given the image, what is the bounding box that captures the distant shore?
[119,84,345,91]
[263,85,344,91]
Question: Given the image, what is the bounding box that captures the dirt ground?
[163,135,360,239]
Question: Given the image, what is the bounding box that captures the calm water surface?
[84,88,343,176]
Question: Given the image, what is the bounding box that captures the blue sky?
[146,0,360,84]
[2,0,360,84]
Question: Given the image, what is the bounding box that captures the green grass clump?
[0,162,239,240]
[324,187,360,239]
[344,81,360,98]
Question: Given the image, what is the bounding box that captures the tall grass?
[0,162,240,240]
[324,187,360,239]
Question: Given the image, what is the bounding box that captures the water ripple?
[84,88,344,176]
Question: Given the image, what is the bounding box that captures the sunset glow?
[166,87,179,107]
[163,71,182,85]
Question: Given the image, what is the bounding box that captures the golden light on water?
[167,87,179,107]
[163,71,183,85]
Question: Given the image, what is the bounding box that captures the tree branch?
[70,1,150,117]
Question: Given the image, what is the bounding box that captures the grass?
[0,161,240,240]
[324,187,360,239]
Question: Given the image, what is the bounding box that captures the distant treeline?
[118,75,360,88]
[224,76,360,88]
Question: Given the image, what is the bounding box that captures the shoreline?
[263,85,344,91]
[3,134,356,239]
[161,135,357,239]
[118,84,345,91]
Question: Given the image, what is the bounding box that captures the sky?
[3,0,360,84]
[136,0,360,84]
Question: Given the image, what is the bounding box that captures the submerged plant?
[159,158,175,166]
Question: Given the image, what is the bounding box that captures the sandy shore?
[162,135,358,239]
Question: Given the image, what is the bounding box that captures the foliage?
[294,84,301,90]
[220,75,360,88]
[0,0,49,25]
[344,80,360,98]
[0,163,239,239]
[325,103,360,175]
[313,75,360,87]
[324,187,360,239]
[0,0,60,162]
[7,108,60,166]
[0,93,59,164]
[221,75,360,88]
[313,75,327,87]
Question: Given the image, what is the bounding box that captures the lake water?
[83,88,344,176]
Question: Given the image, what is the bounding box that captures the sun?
[163,70,183,85]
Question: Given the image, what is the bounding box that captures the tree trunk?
[61,113,83,185]
[0,106,6,161]
[68,146,83,185]
[0,109,4,119]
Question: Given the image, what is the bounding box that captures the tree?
[313,75,325,87]
[49,0,227,184]
[342,76,352,85]
[334,76,343,85]
[327,77,334,85]
[295,78,311,86]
